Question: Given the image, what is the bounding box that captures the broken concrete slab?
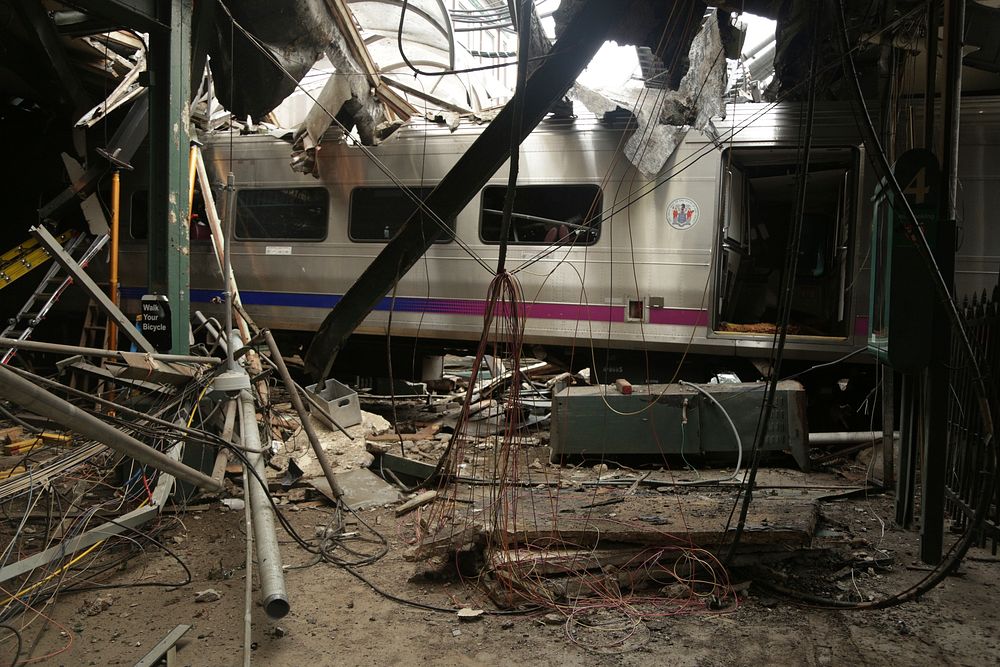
[309,468,401,510]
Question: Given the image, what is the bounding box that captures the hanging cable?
[495,0,532,274]
[724,5,822,563]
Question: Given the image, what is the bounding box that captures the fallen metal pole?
[0,363,222,492]
[808,431,901,446]
[262,329,345,500]
[238,390,289,618]
[233,335,289,619]
[0,336,220,364]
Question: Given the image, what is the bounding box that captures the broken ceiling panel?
[571,11,727,178]
[352,0,512,115]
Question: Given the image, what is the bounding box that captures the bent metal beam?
[303,0,622,380]
[0,363,223,492]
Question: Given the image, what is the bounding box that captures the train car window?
[479,184,602,246]
[349,186,454,243]
[715,147,857,338]
[234,188,328,241]
[130,190,211,242]
[130,191,148,239]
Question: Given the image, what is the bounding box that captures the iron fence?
[945,274,1000,553]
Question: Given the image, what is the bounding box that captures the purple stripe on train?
[648,307,709,326]
[123,287,707,326]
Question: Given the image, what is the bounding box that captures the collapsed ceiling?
[4,1,1000,195]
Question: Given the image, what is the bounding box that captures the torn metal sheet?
[75,53,146,128]
[60,154,109,235]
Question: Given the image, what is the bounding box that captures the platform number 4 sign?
[903,167,931,206]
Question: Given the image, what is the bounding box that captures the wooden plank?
[488,546,659,576]
[496,493,819,550]
[211,400,237,484]
[395,490,437,517]
[0,426,25,440]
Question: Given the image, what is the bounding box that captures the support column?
[921,0,963,565]
[148,0,192,354]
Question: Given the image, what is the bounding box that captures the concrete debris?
[271,410,390,480]
[82,596,114,616]
[309,468,401,510]
[456,608,484,621]
[194,589,221,603]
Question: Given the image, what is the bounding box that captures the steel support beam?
[147,0,192,354]
[72,0,166,34]
[303,0,621,380]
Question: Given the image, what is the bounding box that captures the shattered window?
[479,184,602,246]
[715,147,857,337]
[234,188,328,241]
[349,186,454,243]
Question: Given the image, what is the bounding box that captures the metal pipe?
[262,329,345,500]
[232,335,288,619]
[924,0,938,151]
[108,169,120,351]
[0,363,222,492]
[223,173,236,371]
[808,431,900,445]
[0,337,219,364]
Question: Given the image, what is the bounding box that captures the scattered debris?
[194,589,222,603]
[456,608,484,622]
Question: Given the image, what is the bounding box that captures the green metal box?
[549,381,809,470]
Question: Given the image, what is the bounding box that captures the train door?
[714,146,858,337]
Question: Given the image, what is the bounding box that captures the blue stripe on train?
[121,287,437,314]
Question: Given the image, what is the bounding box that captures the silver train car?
[118,100,1000,383]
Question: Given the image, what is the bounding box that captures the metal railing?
[945,274,1000,552]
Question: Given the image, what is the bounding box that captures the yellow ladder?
[0,230,77,289]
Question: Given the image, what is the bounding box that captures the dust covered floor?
[16,488,1000,667]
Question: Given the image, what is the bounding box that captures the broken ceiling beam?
[75,52,146,127]
[303,0,623,380]
[0,364,223,492]
[38,93,148,221]
[14,0,91,112]
[324,0,418,120]
[0,336,220,364]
